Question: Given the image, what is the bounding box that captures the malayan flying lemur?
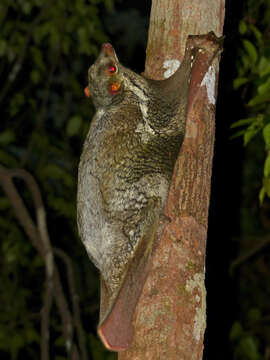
[77,32,222,351]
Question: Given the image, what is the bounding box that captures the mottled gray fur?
[77,39,205,299]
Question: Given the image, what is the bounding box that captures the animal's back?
[77,102,171,291]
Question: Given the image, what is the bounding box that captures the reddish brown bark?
[118,0,225,359]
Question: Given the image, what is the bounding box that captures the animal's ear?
[101,43,119,63]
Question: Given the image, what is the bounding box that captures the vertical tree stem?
[119,1,225,359]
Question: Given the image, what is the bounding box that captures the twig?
[230,235,270,273]
[54,248,88,360]
[41,276,54,360]
[53,268,75,358]
[0,166,84,359]
[71,346,80,360]
[0,166,43,255]
[5,168,54,277]
[0,166,55,359]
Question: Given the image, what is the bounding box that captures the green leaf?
[54,335,65,347]
[264,153,270,177]
[12,333,24,352]
[239,20,247,35]
[104,0,115,11]
[47,197,75,218]
[258,57,270,77]
[237,335,261,360]
[258,76,270,95]
[0,197,10,210]
[0,149,18,166]
[0,130,15,145]
[233,77,249,89]
[242,115,264,146]
[230,129,246,140]
[229,321,243,341]
[22,1,32,15]
[250,24,263,44]
[230,118,256,129]
[48,25,61,49]
[248,308,261,323]
[30,47,45,72]
[263,177,270,197]
[241,54,252,72]
[259,186,265,205]
[244,126,259,146]
[66,116,83,136]
[9,93,25,116]
[30,70,41,84]
[248,92,270,106]
[39,164,74,188]
[25,327,40,343]
[0,39,7,56]
[243,39,258,65]
[62,36,70,54]
[263,123,270,149]
[32,254,44,268]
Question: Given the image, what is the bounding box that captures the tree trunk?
[118,0,225,359]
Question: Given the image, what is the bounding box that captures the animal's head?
[85,43,124,108]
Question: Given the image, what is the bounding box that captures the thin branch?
[3,168,54,277]
[0,166,43,255]
[41,276,54,360]
[71,346,80,360]
[53,268,76,359]
[54,248,88,360]
[230,235,270,273]
[0,166,82,359]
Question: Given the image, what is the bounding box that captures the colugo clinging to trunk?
[77,32,223,351]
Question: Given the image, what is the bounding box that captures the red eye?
[106,64,117,75]
[109,65,116,73]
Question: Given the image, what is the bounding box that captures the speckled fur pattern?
[77,34,219,328]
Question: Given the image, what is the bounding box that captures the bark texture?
[119,0,225,359]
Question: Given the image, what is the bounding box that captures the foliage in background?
[2,0,270,359]
[231,11,270,204]
[230,1,270,359]
[0,0,119,359]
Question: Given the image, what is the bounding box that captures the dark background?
[1,0,269,359]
